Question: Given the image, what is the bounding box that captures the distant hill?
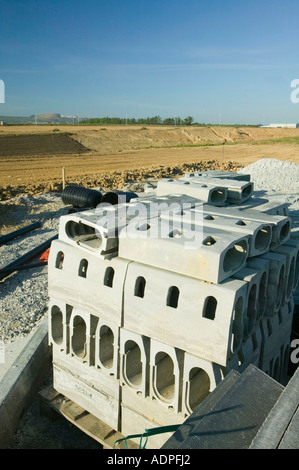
[0,113,87,124]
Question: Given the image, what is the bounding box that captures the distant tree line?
[79,115,195,126]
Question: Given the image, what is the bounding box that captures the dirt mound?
[0,133,89,157]
[0,160,241,200]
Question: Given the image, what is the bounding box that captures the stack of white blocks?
[48,171,299,449]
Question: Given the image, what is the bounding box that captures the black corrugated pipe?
[61,185,102,208]
[101,190,138,205]
[0,222,41,246]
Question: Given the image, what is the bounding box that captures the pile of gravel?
[0,193,66,343]
[238,158,299,193]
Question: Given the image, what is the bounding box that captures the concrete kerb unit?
[122,261,248,366]
[119,217,249,284]
[183,170,251,182]
[200,204,291,248]
[156,179,227,206]
[180,174,254,204]
[162,207,272,257]
[224,199,290,217]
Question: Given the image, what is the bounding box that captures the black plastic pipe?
[0,222,42,246]
[0,234,58,281]
[62,185,102,208]
[101,190,138,205]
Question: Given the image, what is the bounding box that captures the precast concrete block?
[159,206,272,257]
[228,199,290,217]
[119,217,249,283]
[260,252,287,314]
[232,267,261,337]
[179,175,254,203]
[119,328,150,396]
[123,261,248,365]
[245,258,269,320]
[52,347,120,400]
[95,318,120,378]
[200,204,291,248]
[48,239,130,325]
[182,353,222,417]
[53,363,120,431]
[58,210,119,258]
[272,244,298,302]
[184,170,251,182]
[149,338,184,413]
[120,405,178,449]
[156,178,227,206]
[48,299,73,353]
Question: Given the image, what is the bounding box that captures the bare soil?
[1,125,299,200]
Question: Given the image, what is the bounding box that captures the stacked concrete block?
[156,178,227,206]
[179,174,254,203]
[119,218,250,283]
[48,170,297,448]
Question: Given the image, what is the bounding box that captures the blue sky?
[1,0,299,124]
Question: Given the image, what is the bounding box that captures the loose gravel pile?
[238,158,299,193]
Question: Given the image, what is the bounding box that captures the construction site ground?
[1,124,299,203]
[1,124,299,450]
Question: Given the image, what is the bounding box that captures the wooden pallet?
[39,384,139,449]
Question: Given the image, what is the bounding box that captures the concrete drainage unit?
[47,171,299,449]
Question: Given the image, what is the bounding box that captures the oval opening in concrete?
[223,240,247,273]
[187,367,210,413]
[287,257,295,298]
[254,226,271,252]
[279,221,290,244]
[246,284,257,336]
[66,220,102,250]
[230,297,244,354]
[258,271,267,318]
[104,266,115,287]
[210,189,226,205]
[155,352,175,403]
[99,325,114,369]
[71,315,87,358]
[275,265,285,308]
[55,251,64,269]
[241,184,253,198]
[124,340,142,388]
[166,286,180,308]
[203,296,217,320]
[51,306,64,345]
